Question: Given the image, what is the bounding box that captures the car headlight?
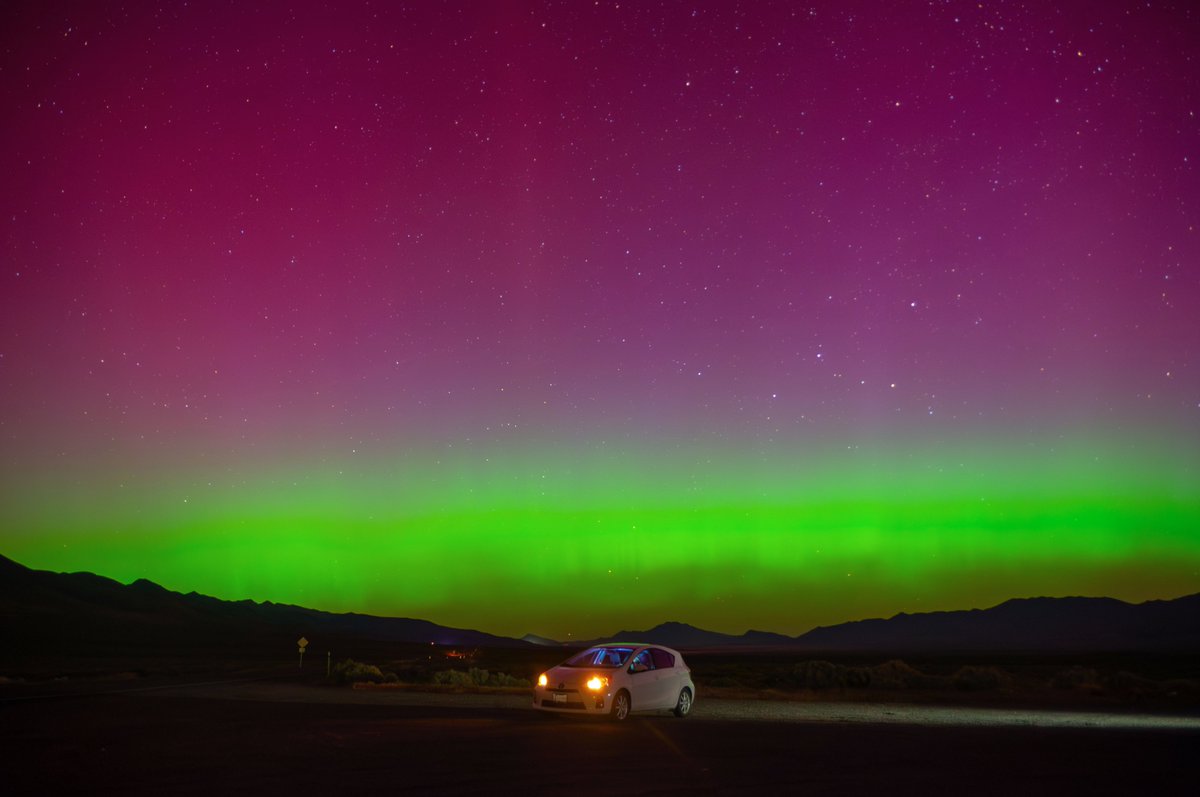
[537,673,548,688]
[586,676,608,691]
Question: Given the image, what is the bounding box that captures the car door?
[626,649,657,708]
[648,648,680,708]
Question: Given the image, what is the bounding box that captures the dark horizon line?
[4,552,1196,646]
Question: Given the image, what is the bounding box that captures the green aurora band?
[4,433,1198,639]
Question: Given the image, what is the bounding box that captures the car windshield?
[564,646,635,668]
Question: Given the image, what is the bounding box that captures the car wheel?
[611,689,631,721]
[673,687,692,718]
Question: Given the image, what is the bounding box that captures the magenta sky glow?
[2,1,1198,637]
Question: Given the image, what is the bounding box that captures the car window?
[629,650,653,672]
[565,647,633,667]
[650,648,675,669]
[601,648,630,666]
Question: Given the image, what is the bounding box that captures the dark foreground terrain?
[3,676,1198,796]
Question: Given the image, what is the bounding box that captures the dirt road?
[3,680,1197,795]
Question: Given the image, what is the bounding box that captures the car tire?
[611,689,631,721]
[673,687,692,718]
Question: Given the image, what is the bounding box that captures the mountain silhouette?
[0,554,526,655]
[535,595,1200,652]
[3,554,1197,655]
[792,594,1200,652]
[563,621,794,648]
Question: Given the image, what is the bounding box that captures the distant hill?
[0,554,528,657]
[532,594,1200,653]
[568,621,795,649]
[520,633,564,646]
[792,594,1200,652]
[3,554,1197,657]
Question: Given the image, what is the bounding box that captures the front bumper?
[532,687,613,714]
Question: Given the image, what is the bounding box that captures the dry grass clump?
[951,665,1009,691]
[792,660,870,689]
[330,658,384,684]
[432,667,531,689]
[1052,665,1173,699]
[788,659,954,690]
[333,659,530,690]
[869,659,930,689]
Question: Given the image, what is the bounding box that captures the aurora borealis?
[1,1,1197,640]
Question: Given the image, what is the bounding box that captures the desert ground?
[3,665,1198,796]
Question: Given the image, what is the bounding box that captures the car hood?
[543,665,617,689]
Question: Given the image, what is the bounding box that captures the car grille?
[542,688,586,710]
[541,698,587,710]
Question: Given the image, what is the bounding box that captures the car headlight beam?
[538,673,548,688]
[586,676,608,691]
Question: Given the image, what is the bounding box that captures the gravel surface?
[7,678,1198,795]
[152,680,1200,730]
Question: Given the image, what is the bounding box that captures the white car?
[533,643,695,720]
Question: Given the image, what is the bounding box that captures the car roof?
[593,642,678,652]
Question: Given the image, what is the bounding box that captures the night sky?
[2,1,1198,640]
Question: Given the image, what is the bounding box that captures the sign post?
[298,636,309,668]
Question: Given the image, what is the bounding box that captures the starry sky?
[2,1,1198,640]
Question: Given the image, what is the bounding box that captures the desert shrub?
[389,664,432,683]
[844,666,872,688]
[952,665,1005,691]
[1052,666,1102,691]
[433,669,475,687]
[1162,678,1200,700]
[383,672,399,684]
[801,657,840,691]
[432,668,531,688]
[332,658,384,684]
[793,660,842,689]
[791,660,871,689]
[1100,670,1155,695]
[870,659,924,689]
[492,672,532,688]
[760,668,794,690]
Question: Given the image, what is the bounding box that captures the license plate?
[553,692,567,703]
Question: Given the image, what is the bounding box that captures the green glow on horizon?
[3,437,1198,638]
